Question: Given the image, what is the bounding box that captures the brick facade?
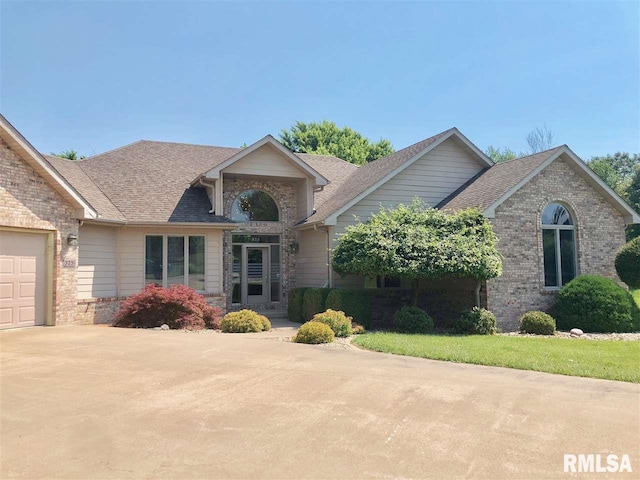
[222,177,298,310]
[487,156,627,330]
[0,140,80,326]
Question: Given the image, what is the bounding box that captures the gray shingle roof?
[51,140,354,224]
[437,146,565,212]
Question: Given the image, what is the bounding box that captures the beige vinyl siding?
[223,144,307,178]
[77,224,117,299]
[117,227,223,297]
[295,179,313,222]
[297,228,329,287]
[332,137,484,288]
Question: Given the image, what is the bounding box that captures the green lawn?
[632,289,640,308]
[353,333,640,383]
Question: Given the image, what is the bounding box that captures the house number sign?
[63,259,76,268]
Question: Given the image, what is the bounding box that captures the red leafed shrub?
[114,284,223,330]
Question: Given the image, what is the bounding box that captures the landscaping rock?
[570,328,583,337]
[160,324,170,331]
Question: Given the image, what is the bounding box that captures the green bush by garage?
[288,287,308,323]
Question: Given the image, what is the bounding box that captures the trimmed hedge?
[288,287,308,323]
[293,321,335,344]
[311,309,352,337]
[520,311,556,335]
[615,237,640,289]
[454,307,497,335]
[394,306,434,334]
[114,284,223,330]
[554,275,640,333]
[302,288,332,323]
[221,309,270,333]
[325,289,372,329]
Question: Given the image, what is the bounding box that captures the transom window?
[541,203,577,288]
[231,190,279,222]
[145,235,205,291]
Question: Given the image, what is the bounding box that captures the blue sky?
[1,1,639,160]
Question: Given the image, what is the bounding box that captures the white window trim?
[144,234,206,292]
[542,224,577,290]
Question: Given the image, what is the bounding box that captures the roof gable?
[303,128,493,226]
[0,114,97,219]
[439,146,640,224]
[202,135,329,186]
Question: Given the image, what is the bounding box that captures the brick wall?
[487,155,627,330]
[222,177,297,310]
[0,139,80,325]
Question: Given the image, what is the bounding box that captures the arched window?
[542,203,576,288]
[231,190,279,222]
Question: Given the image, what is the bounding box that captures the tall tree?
[280,120,394,165]
[485,125,556,163]
[526,124,556,153]
[51,149,85,160]
[332,199,502,306]
[626,166,640,240]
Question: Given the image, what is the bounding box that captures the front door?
[245,246,269,305]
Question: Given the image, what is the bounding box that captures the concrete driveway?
[1,325,638,479]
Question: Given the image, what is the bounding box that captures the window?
[231,190,279,222]
[144,235,205,291]
[542,203,576,288]
[376,276,401,288]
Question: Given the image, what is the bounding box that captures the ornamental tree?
[331,200,502,306]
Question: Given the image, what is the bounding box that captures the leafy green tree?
[626,166,640,240]
[280,120,394,165]
[51,149,85,160]
[485,146,521,163]
[332,200,502,306]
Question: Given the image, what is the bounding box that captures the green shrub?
[394,306,434,334]
[554,275,640,333]
[615,237,640,289]
[221,309,267,333]
[520,311,556,335]
[351,323,366,334]
[302,288,332,323]
[257,314,271,331]
[293,321,335,344]
[454,307,497,335]
[288,287,308,323]
[325,289,372,328]
[311,309,352,337]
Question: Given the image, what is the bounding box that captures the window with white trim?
[541,203,577,288]
[145,235,205,291]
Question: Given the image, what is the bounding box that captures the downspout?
[199,177,216,213]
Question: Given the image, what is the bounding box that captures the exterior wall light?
[67,234,79,246]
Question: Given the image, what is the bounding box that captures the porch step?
[255,309,289,320]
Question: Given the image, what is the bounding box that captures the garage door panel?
[19,257,37,274]
[0,232,47,329]
[0,283,13,299]
[18,306,35,323]
[19,282,36,298]
[0,307,12,325]
[0,257,13,274]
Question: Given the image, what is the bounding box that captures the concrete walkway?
[1,325,638,479]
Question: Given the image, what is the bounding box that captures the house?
[1,114,638,331]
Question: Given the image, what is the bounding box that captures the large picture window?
[231,190,279,222]
[541,203,576,288]
[144,235,205,291]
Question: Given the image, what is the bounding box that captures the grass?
[632,289,640,308]
[353,333,640,383]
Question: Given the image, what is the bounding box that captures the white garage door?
[0,231,47,329]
